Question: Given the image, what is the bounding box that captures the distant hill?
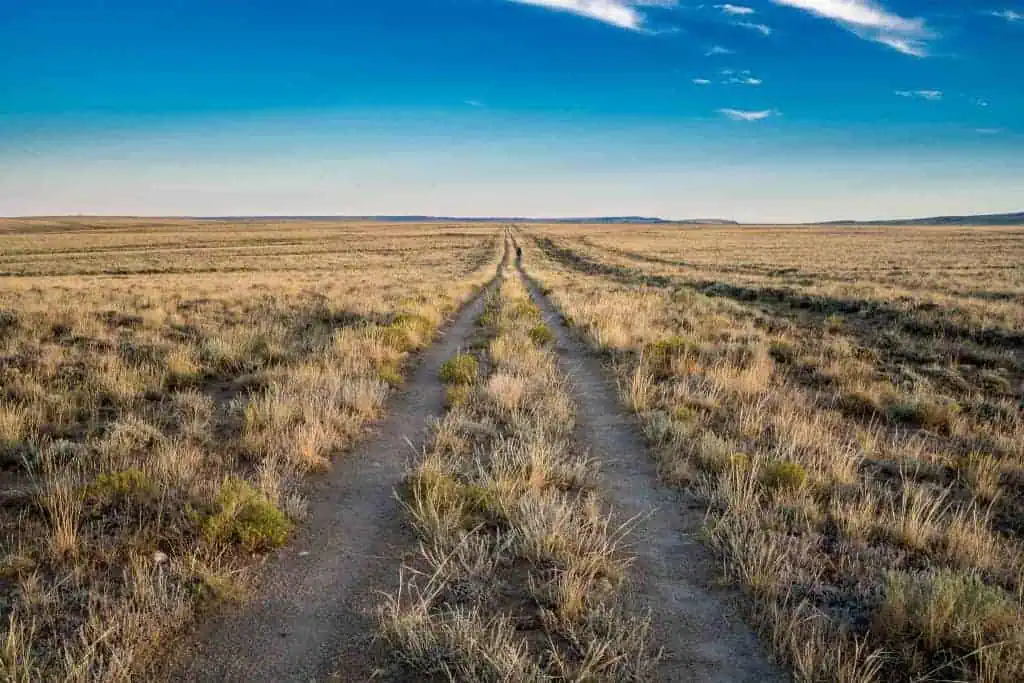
[825,211,1024,226]
[203,215,683,224]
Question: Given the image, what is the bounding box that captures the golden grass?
[521,223,1024,682]
[0,218,502,680]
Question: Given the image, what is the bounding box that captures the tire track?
[173,242,509,682]
[514,244,788,682]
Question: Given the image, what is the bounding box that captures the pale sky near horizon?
[1,1,1022,222]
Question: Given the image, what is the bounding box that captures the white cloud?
[716,4,755,14]
[718,108,778,121]
[706,44,735,55]
[990,9,1023,22]
[464,99,485,108]
[736,21,772,35]
[508,0,677,31]
[771,0,932,56]
[895,89,942,100]
[693,78,712,84]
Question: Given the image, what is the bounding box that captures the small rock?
[153,551,169,565]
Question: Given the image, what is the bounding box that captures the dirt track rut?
[515,253,788,682]
[175,256,504,682]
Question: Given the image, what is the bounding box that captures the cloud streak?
[895,89,942,100]
[771,1,932,56]
[718,108,778,121]
[989,9,1022,22]
[716,4,755,14]
[508,0,675,31]
[736,21,772,35]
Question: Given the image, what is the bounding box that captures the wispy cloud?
[716,3,755,14]
[770,1,932,56]
[895,89,942,100]
[693,78,712,84]
[464,99,485,108]
[508,1,676,31]
[736,21,773,35]
[718,108,778,121]
[706,44,735,55]
[975,128,1004,135]
[989,9,1022,22]
[721,68,762,85]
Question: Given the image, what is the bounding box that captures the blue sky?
[0,0,1021,221]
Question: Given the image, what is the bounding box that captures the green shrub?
[838,388,889,420]
[528,324,554,347]
[202,478,292,552]
[376,359,404,387]
[642,336,699,377]
[506,298,540,322]
[672,405,699,423]
[86,468,156,505]
[699,452,750,475]
[406,468,464,518]
[439,353,478,385]
[761,461,808,492]
[888,398,960,434]
[768,340,798,364]
[445,383,473,408]
[382,313,434,352]
[874,569,1019,668]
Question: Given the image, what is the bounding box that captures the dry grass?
[521,223,1024,682]
[377,262,657,680]
[0,218,502,680]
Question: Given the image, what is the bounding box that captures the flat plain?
[2,218,1022,682]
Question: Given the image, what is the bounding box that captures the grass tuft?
[439,353,479,385]
[202,478,293,552]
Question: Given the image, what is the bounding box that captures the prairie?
[0,218,501,680]
[520,223,1024,682]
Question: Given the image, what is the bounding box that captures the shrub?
[768,340,798,364]
[376,359,404,387]
[406,467,465,520]
[838,388,889,421]
[382,313,434,352]
[202,478,292,552]
[86,468,156,505]
[506,298,540,322]
[642,336,699,378]
[761,461,808,492]
[440,353,478,385]
[445,384,473,408]
[888,397,960,434]
[873,569,1019,672]
[528,324,554,347]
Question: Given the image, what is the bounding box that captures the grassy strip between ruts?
[377,266,657,681]
[521,229,1024,683]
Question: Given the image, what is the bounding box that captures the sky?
[0,0,1022,222]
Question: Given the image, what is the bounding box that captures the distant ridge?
[202,215,685,224]
[6,212,1019,226]
[824,211,1024,227]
